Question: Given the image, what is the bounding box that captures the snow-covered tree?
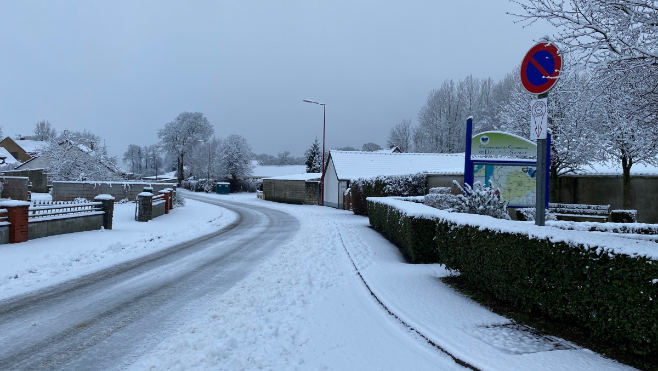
[43,131,120,181]
[386,119,413,153]
[498,62,599,178]
[33,120,57,141]
[188,137,221,180]
[158,112,213,183]
[218,134,253,180]
[304,138,322,173]
[592,67,658,208]
[511,0,658,71]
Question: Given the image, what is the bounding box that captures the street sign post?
[520,43,562,95]
[521,42,561,226]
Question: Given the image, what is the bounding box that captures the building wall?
[323,159,339,208]
[52,181,176,201]
[3,169,48,193]
[263,179,320,205]
[0,137,31,162]
[1,176,29,200]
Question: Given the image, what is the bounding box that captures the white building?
[322,151,465,209]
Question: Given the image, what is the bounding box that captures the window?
[10,152,18,159]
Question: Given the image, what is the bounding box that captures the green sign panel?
[471,131,536,158]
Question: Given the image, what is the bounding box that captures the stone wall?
[553,175,658,224]
[52,181,176,201]
[3,169,48,193]
[152,200,166,219]
[263,179,321,205]
[1,176,29,200]
[28,213,104,240]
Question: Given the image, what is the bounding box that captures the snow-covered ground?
[0,195,237,301]
[129,192,635,371]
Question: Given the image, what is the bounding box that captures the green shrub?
[367,198,658,355]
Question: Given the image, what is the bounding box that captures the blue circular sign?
[521,43,562,94]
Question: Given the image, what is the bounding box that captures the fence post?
[1,201,30,243]
[158,190,170,214]
[136,192,153,222]
[94,194,115,230]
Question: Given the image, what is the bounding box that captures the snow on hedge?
[368,197,658,260]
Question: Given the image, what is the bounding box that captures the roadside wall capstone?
[52,181,176,201]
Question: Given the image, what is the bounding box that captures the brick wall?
[3,169,48,193]
[52,181,176,201]
[1,176,29,200]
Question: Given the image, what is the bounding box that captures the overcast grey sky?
[0,1,554,161]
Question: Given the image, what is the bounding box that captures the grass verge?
[441,275,657,371]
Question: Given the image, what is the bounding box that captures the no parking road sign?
[520,43,562,95]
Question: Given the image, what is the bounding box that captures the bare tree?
[33,120,57,141]
[123,144,143,175]
[361,142,382,152]
[158,112,213,183]
[386,119,413,153]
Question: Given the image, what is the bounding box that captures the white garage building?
[322,151,465,209]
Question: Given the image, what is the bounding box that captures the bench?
[548,203,611,222]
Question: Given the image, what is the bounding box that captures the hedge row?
[351,173,426,216]
[367,198,658,355]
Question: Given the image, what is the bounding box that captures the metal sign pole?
[535,92,548,226]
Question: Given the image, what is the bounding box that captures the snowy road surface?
[0,197,298,370]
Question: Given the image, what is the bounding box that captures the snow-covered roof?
[329,151,465,180]
[251,165,308,178]
[265,173,321,181]
[0,147,20,164]
[570,160,658,177]
[15,139,48,154]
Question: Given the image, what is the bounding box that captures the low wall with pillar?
[136,188,173,222]
[52,181,176,201]
[0,195,115,244]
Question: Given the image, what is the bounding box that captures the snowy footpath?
[130,192,635,371]
[0,196,237,301]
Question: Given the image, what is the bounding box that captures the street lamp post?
[198,138,212,183]
[303,100,326,206]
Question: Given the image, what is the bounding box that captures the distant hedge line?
[367,198,658,355]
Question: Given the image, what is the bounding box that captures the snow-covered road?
[0,197,298,370]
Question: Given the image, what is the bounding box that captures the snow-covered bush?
[516,207,557,222]
[423,187,462,211]
[351,173,426,215]
[197,179,215,193]
[452,180,510,220]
